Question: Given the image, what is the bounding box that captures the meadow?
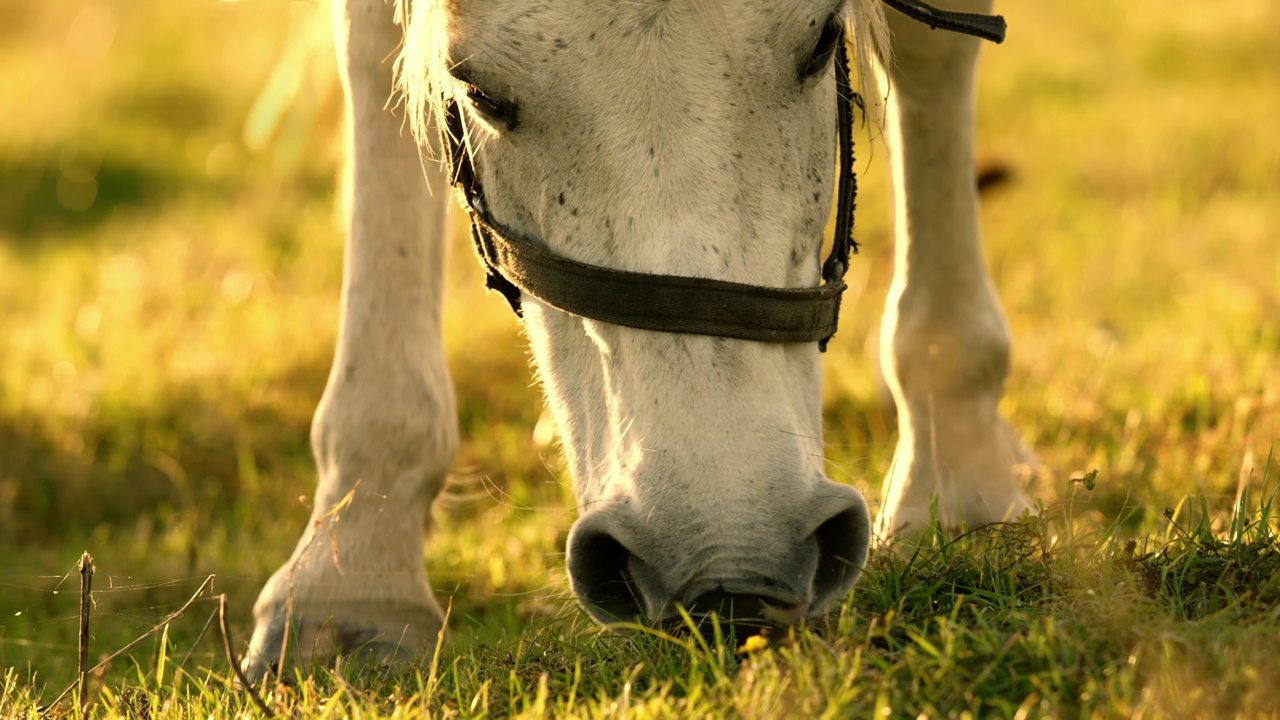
[1,0,1278,716]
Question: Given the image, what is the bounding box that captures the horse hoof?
[874,419,1036,545]
[239,598,445,683]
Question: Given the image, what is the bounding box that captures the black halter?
[441,4,1004,351]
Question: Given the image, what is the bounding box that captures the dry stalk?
[77,552,93,715]
[42,574,217,714]
[219,594,274,717]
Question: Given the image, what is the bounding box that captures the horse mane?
[392,0,888,155]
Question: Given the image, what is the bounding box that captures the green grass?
[2,0,1278,716]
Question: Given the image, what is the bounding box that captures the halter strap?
[881,0,1006,44]
[440,4,1005,350]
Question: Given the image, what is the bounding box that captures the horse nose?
[564,481,871,628]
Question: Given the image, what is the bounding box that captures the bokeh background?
[1,0,1277,695]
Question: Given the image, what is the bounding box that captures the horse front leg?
[873,0,1034,538]
[243,0,457,678]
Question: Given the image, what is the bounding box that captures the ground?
[1,0,1278,717]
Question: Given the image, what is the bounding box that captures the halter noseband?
[440,4,1004,352]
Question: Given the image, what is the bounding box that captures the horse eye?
[800,15,843,80]
[465,85,519,130]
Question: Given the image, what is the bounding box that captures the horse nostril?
[809,493,872,610]
[565,528,647,624]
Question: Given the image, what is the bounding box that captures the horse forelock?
[393,0,451,157]
[840,0,890,125]
[392,0,887,153]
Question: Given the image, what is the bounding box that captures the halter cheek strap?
[440,3,1004,351]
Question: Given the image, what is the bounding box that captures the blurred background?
[1,0,1277,694]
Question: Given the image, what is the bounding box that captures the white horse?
[242,0,1033,677]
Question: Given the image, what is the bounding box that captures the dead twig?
[219,594,273,717]
[77,552,93,715]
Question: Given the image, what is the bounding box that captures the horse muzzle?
[565,479,870,635]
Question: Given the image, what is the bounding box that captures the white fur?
[243,0,1032,677]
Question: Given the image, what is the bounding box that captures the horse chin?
[659,592,813,645]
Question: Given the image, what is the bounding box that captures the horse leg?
[873,0,1034,538]
[243,0,456,678]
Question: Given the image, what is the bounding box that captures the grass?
[5,501,1280,717]
[2,0,1278,716]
